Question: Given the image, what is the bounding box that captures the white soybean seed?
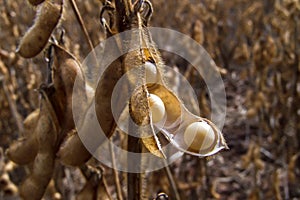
[149,94,165,123]
[183,121,215,151]
[145,61,157,83]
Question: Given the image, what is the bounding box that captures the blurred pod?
[58,10,124,166]
[17,0,63,58]
[95,51,123,139]
[3,182,18,197]
[0,173,10,190]
[53,44,91,166]
[20,89,59,200]
[0,173,18,197]
[27,0,45,6]
[44,179,62,200]
[6,109,40,165]
[52,44,87,133]
[57,129,91,166]
[76,179,96,200]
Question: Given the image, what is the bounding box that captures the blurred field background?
[0,0,299,199]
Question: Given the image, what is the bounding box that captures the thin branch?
[109,136,124,200]
[115,0,133,31]
[68,0,99,78]
[100,171,114,200]
[0,77,24,134]
[69,0,95,51]
[127,134,142,200]
[163,159,181,200]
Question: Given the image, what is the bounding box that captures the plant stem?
[127,132,142,200]
[0,77,23,135]
[163,159,181,200]
[69,0,94,51]
[109,137,124,200]
[68,0,98,77]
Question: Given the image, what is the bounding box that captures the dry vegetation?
[0,0,299,199]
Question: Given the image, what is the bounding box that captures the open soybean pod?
[151,84,228,156]
[146,48,228,157]
[127,1,227,157]
[108,1,167,158]
[17,0,63,58]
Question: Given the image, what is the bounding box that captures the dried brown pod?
[58,22,124,167]
[20,90,59,200]
[17,1,63,58]
[50,44,93,166]
[53,45,94,166]
[52,44,86,133]
[6,109,40,165]
[57,129,92,166]
[6,137,38,165]
[95,49,123,140]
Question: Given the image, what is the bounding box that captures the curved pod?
[17,1,62,58]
